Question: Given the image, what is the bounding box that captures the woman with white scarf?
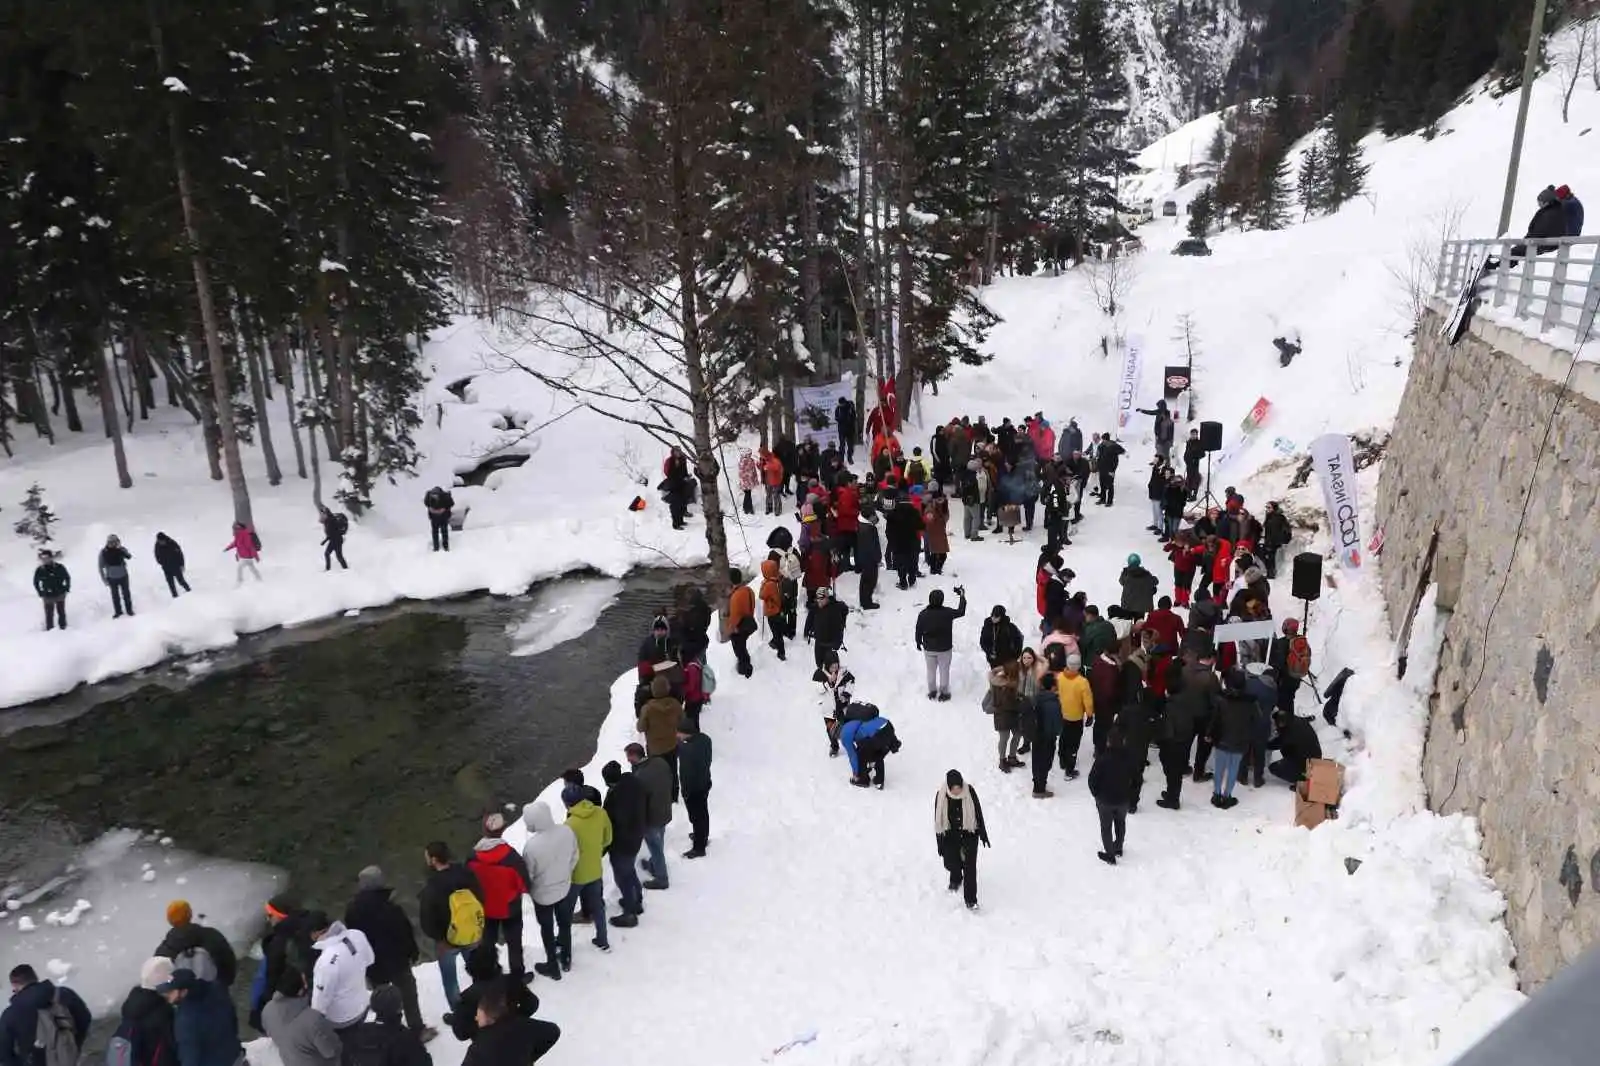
[933,770,991,911]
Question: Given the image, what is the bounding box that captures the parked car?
[1172,238,1212,257]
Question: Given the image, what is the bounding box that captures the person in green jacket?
[1080,605,1119,661]
[560,785,613,957]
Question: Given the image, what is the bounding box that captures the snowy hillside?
[1115,0,1249,144]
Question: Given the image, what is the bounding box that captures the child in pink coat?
[226,522,263,585]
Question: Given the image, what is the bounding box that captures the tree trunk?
[273,329,308,480]
[113,337,136,428]
[306,315,340,457]
[95,337,133,488]
[187,326,226,481]
[239,312,282,486]
[17,369,53,443]
[801,117,825,378]
[131,330,155,419]
[58,370,83,433]
[151,2,253,528]
[303,338,325,508]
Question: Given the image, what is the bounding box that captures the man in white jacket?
[308,914,375,1028]
[520,801,578,981]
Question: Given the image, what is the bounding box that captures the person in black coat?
[914,587,968,701]
[99,534,134,617]
[318,507,349,571]
[933,770,990,910]
[1,967,91,1066]
[833,396,858,463]
[255,895,315,1033]
[448,952,539,1044]
[1095,436,1125,506]
[418,843,482,1013]
[1088,728,1138,864]
[153,533,190,597]
[979,606,1023,667]
[1155,656,1222,810]
[1209,670,1257,808]
[1513,186,1568,261]
[1261,502,1291,578]
[155,903,238,987]
[855,512,882,610]
[344,867,426,1036]
[424,486,455,551]
[1268,709,1323,785]
[883,495,924,589]
[601,761,646,923]
[1183,430,1206,499]
[804,586,849,668]
[462,981,559,1066]
[116,972,177,1066]
[337,986,429,1066]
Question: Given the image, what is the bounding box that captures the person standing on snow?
[1209,668,1257,809]
[307,913,375,1029]
[318,506,349,571]
[737,448,760,515]
[99,534,134,618]
[157,968,240,1066]
[1136,400,1173,461]
[662,447,693,530]
[915,586,968,701]
[226,521,264,584]
[979,605,1024,669]
[804,586,849,669]
[154,533,190,597]
[923,492,952,575]
[558,785,612,959]
[1095,433,1126,506]
[676,716,713,859]
[259,966,339,1066]
[1088,728,1138,865]
[117,958,179,1066]
[834,396,858,464]
[884,490,924,589]
[1183,429,1205,500]
[466,814,532,985]
[342,868,428,1039]
[855,511,883,610]
[724,568,757,678]
[933,770,990,911]
[461,982,560,1066]
[759,557,787,659]
[1118,553,1159,620]
[1028,673,1063,798]
[600,762,646,927]
[32,549,71,632]
[423,486,455,551]
[1261,501,1292,579]
[418,842,482,1013]
[1059,417,1084,461]
[635,674,684,800]
[831,475,861,572]
[958,459,988,541]
[627,742,675,891]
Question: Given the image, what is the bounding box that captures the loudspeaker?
[1200,420,1223,452]
[1291,552,1323,601]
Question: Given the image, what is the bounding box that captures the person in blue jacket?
[839,711,900,790]
[157,970,241,1066]
[2,965,91,1066]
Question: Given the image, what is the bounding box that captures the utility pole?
[1497,0,1550,236]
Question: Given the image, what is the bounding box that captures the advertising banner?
[793,381,855,449]
[1211,397,1274,476]
[1310,432,1363,570]
[1163,364,1191,401]
[1114,335,1144,432]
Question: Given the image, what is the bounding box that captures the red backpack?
[1286,635,1313,680]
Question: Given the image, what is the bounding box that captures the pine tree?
[1297,142,1327,218]
[1206,124,1226,166]
[1248,143,1292,231]
[14,484,57,547]
[1187,187,1215,238]
[1322,108,1371,209]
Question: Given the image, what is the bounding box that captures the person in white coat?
[308,914,375,1028]
[520,802,579,981]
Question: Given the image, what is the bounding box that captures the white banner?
[1114,335,1144,432]
[1310,432,1363,570]
[793,381,855,449]
[1211,397,1274,477]
[1213,619,1279,645]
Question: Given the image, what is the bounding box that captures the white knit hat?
[141,957,174,991]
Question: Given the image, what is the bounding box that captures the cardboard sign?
[1305,758,1344,806]
[1294,782,1328,829]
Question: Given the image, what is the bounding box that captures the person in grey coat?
[1057,418,1084,461]
[261,968,341,1066]
[1118,554,1159,619]
[627,742,674,890]
[99,534,134,618]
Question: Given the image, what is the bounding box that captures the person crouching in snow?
[226,522,263,585]
[1088,727,1138,865]
[839,705,900,789]
[934,770,990,911]
[813,654,855,757]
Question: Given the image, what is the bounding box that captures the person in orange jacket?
[759,557,785,661]
[760,449,785,515]
[725,567,758,677]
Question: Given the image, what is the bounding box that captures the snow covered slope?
[1115,0,1248,144]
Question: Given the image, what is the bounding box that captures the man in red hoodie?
[1138,596,1186,654]
[832,476,861,572]
[467,813,531,983]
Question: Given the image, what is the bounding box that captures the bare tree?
[1388,200,1468,339]
[1554,16,1597,122]
[1084,250,1139,318]
[1172,312,1201,421]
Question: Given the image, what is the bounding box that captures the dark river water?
[0,568,696,934]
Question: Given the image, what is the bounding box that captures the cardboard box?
[1305,758,1344,806]
[1294,781,1328,830]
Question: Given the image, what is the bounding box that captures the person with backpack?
[467,814,532,985]
[2,964,90,1066]
[627,742,675,891]
[933,770,991,911]
[155,901,237,988]
[418,842,483,1012]
[225,522,263,585]
[343,867,428,1040]
[915,586,968,701]
[318,507,350,571]
[462,981,560,1066]
[424,486,456,550]
[155,969,240,1066]
[518,802,577,979]
[840,709,900,789]
[560,784,613,957]
[1088,727,1139,865]
[1270,618,1311,715]
[335,986,430,1066]
[307,913,375,1029]
[600,761,646,928]
[153,534,190,597]
[758,557,788,660]
[256,895,316,1034]
[111,958,178,1066]
[99,534,134,618]
[260,967,341,1066]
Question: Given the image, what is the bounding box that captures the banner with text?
[793,381,855,449]
[1211,396,1274,476]
[1114,335,1145,432]
[1310,432,1363,570]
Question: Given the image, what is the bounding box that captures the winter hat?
[650,674,671,698]
[265,893,300,921]
[1557,184,1572,198]
[651,615,669,633]
[165,900,193,927]
[482,812,507,836]
[946,769,964,789]
[1126,553,1141,567]
[991,605,1007,619]
[560,783,585,808]
[1065,654,1082,672]
[140,957,174,991]
[370,985,404,1025]
[1282,618,1301,633]
[357,865,385,891]
[1539,185,1559,206]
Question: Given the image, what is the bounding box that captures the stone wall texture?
[1377,302,1600,988]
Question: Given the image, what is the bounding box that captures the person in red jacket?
[1138,596,1186,653]
[760,449,785,514]
[1165,532,1202,607]
[800,540,836,623]
[467,813,532,982]
[832,477,861,571]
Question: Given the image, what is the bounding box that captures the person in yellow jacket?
[1056,654,1095,779]
[561,783,614,961]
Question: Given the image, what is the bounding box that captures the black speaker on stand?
[1199,420,1223,511]
[1292,551,1323,629]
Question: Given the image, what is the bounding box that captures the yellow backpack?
[446,888,485,947]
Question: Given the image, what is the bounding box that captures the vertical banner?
[1310,432,1363,570]
[1114,335,1144,432]
[792,381,855,449]
[1212,397,1273,475]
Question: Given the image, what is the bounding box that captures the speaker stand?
[1200,452,1222,512]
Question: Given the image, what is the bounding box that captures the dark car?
[1173,238,1212,257]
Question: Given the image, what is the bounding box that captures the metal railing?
[1435,235,1600,346]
